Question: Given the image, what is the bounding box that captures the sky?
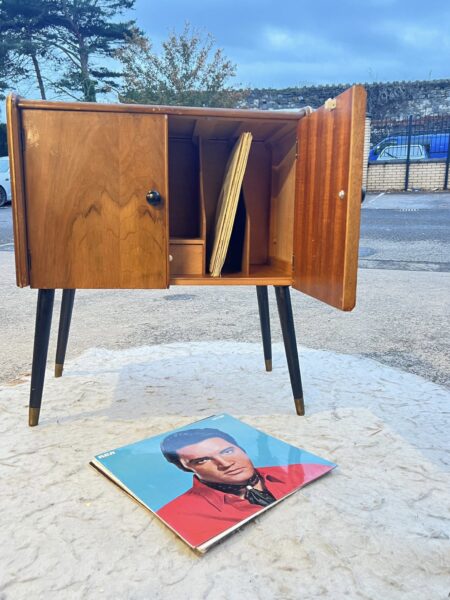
[129,0,450,88]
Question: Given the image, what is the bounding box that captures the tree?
[117,23,245,108]
[0,0,54,99]
[0,0,136,102]
[47,0,136,102]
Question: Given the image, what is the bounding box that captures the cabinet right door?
[293,85,366,310]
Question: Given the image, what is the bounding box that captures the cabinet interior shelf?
[168,113,297,281]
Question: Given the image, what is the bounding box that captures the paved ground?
[360,192,450,271]
[1,343,449,599]
[1,192,449,387]
[2,192,450,268]
[0,202,14,248]
[363,191,450,210]
[1,192,449,599]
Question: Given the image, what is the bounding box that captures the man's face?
[177,437,255,485]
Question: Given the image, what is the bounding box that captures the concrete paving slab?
[0,342,449,599]
[364,191,450,210]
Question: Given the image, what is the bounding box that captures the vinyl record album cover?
[91,414,336,552]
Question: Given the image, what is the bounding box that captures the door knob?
[146,190,162,206]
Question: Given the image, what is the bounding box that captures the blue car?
[369,133,450,161]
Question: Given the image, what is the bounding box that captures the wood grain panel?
[19,97,309,122]
[6,95,29,286]
[293,86,366,310]
[170,263,291,286]
[242,142,271,265]
[21,110,168,288]
[269,140,296,268]
[168,138,199,238]
[169,240,204,275]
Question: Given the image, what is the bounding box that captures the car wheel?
[0,186,7,208]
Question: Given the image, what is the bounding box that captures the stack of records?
[209,132,253,277]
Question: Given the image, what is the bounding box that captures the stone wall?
[243,79,450,120]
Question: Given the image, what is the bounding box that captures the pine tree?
[0,0,136,102]
[0,0,53,99]
[48,0,135,101]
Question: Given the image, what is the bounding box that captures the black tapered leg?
[29,289,55,426]
[256,286,272,371]
[274,286,304,416]
[55,289,76,378]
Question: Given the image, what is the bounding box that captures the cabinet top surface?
[13,94,309,122]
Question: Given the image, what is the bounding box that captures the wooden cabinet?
[7,85,366,425]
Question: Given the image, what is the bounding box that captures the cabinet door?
[293,85,366,310]
[22,109,168,289]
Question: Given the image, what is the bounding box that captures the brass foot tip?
[55,363,64,378]
[294,398,305,416]
[265,359,272,372]
[29,407,41,427]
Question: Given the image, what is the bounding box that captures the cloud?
[131,0,450,88]
[263,27,322,51]
[236,53,405,88]
[381,22,450,50]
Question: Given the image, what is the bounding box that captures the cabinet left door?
[20,108,169,289]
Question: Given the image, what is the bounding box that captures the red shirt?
[157,463,333,547]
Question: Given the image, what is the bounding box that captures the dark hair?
[160,428,243,472]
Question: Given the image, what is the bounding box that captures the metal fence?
[370,114,450,191]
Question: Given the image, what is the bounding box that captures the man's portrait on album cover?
[157,425,333,546]
[94,414,335,548]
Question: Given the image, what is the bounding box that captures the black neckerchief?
[199,470,276,507]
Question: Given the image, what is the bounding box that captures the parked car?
[0,156,12,207]
[377,144,428,161]
[369,133,449,161]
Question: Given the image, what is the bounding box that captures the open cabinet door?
[293,85,366,310]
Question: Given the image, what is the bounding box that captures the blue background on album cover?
[95,414,336,512]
